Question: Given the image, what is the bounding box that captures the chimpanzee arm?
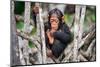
[45,32,53,49]
[53,24,71,44]
[53,31,71,44]
[51,39,66,58]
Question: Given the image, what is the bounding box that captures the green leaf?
[16,21,24,30]
[28,41,35,48]
[30,27,36,35]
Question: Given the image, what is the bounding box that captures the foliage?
[30,27,36,35]
[16,21,24,31]
[28,40,35,48]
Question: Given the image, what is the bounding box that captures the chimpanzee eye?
[50,18,59,23]
[55,20,59,23]
[50,20,54,23]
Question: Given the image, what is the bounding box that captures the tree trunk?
[18,36,26,65]
[24,1,31,33]
[73,5,86,62]
[11,1,21,66]
[38,8,47,64]
[79,6,86,42]
[23,1,31,65]
[35,4,43,64]
[73,5,81,62]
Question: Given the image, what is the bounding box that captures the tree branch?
[15,15,35,25]
[17,29,40,49]
[78,28,95,49]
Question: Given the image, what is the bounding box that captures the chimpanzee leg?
[51,40,67,58]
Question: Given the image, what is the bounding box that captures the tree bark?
[23,2,31,65]
[73,5,81,62]
[15,15,35,25]
[80,39,96,60]
[11,1,21,66]
[79,6,86,42]
[73,5,86,62]
[78,28,95,49]
[38,8,47,64]
[24,2,31,33]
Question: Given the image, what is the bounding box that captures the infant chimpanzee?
[45,8,72,58]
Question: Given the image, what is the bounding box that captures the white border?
[0,0,100,67]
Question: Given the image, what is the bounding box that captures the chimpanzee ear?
[48,14,49,17]
[62,16,65,22]
[48,14,50,20]
[48,14,50,18]
[62,16,64,20]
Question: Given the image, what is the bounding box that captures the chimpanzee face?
[50,14,59,30]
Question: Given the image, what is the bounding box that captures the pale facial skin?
[50,15,59,31]
[46,14,59,44]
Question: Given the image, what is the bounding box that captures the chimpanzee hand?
[46,29,55,44]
